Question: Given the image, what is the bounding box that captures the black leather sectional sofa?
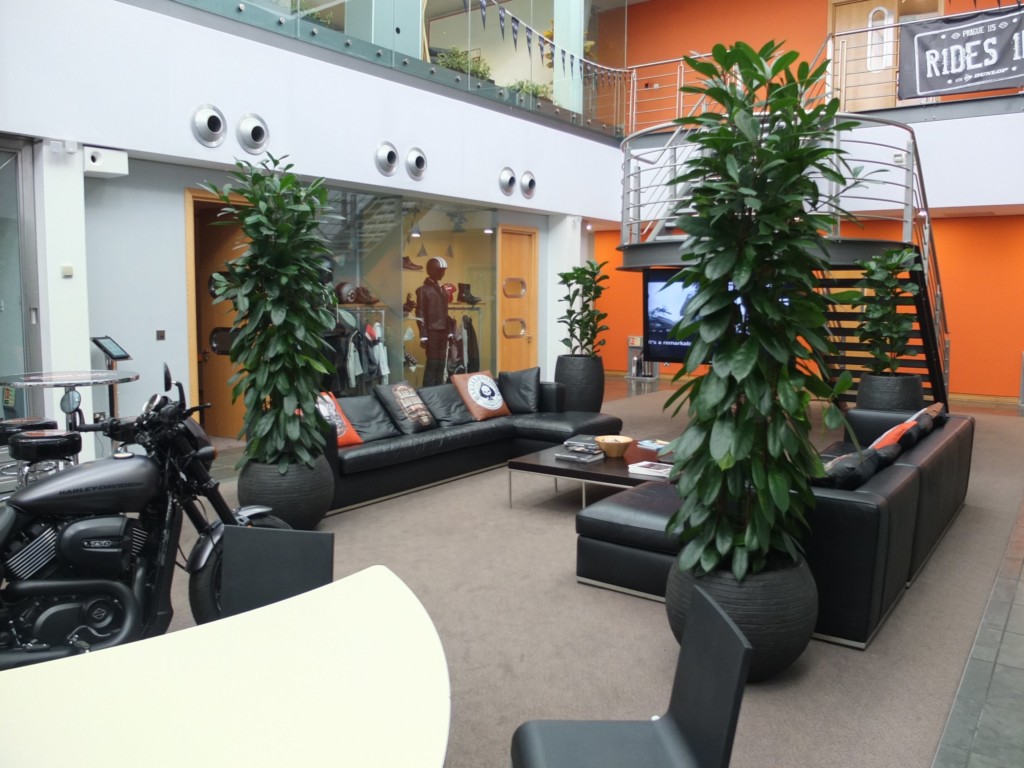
[322,376,623,512]
[574,406,975,648]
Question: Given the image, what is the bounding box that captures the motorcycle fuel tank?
[7,454,160,517]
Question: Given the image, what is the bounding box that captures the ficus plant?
[556,259,610,357]
[201,154,338,472]
[663,41,863,581]
[853,247,922,375]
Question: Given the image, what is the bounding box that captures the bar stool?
[8,429,82,487]
[1,417,60,493]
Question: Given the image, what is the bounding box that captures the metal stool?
[1,418,60,494]
[8,429,82,487]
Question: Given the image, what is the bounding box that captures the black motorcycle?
[0,365,289,670]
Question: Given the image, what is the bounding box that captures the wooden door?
[833,0,899,111]
[193,200,247,440]
[496,227,538,372]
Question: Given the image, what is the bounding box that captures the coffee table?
[508,443,672,508]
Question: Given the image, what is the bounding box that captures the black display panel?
[642,269,698,365]
[91,335,131,361]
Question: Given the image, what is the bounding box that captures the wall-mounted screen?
[642,269,698,364]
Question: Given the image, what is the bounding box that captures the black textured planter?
[237,454,334,530]
[665,558,818,682]
[554,355,605,412]
[856,373,924,411]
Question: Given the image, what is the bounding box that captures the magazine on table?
[562,435,602,454]
[636,439,670,452]
[554,451,605,464]
[627,460,673,478]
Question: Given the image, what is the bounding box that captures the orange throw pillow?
[869,421,914,451]
[450,371,512,421]
[317,392,363,447]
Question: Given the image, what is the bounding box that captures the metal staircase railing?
[619,107,951,404]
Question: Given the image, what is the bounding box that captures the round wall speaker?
[520,171,537,198]
[192,105,226,147]
[376,142,399,176]
[237,113,270,154]
[406,147,427,179]
[499,167,516,196]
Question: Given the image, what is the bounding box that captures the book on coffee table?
[627,460,673,478]
[562,435,602,454]
[554,451,605,464]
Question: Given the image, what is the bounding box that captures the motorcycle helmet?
[442,282,457,302]
[334,281,356,304]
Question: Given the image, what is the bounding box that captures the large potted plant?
[201,154,338,530]
[852,246,925,410]
[661,41,858,681]
[554,259,609,412]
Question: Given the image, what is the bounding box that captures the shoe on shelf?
[403,293,416,314]
[457,283,481,305]
[403,256,423,270]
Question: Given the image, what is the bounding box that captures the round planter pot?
[237,454,334,530]
[856,373,925,411]
[554,355,605,412]
[665,557,818,683]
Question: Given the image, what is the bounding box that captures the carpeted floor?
[170,390,1024,767]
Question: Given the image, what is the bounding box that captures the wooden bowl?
[594,435,634,458]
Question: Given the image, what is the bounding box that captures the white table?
[0,566,451,767]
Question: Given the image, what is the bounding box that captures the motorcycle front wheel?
[188,515,292,624]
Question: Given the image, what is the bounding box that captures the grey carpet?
[168,391,1024,767]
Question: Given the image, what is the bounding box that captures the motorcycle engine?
[2,516,143,581]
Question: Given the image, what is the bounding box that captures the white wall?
[0,0,621,221]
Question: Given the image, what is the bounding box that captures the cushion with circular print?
[450,371,511,421]
[316,392,363,447]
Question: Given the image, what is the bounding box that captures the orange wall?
[932,216,1024,399]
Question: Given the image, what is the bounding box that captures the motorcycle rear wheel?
[188,515,292,625]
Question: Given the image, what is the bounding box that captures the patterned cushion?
[317,392,363,447]
[812,449,881,490]
[374,381,437,435]
[451,371,512,421]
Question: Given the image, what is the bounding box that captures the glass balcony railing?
[173,0,631,138]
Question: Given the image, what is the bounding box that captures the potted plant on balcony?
[555,259,609,412]
[852,246,925,410]
[661,41,859,681]
[201,154,338,530]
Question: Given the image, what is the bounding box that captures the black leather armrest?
[539,381,565,413]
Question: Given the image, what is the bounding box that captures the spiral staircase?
[619,113,950,405]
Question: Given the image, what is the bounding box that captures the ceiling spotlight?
[417,243,428,259]
[446,244,454,259]
[483,225,494,234]
[411,223,422,238]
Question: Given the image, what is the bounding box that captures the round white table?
[0,369,139,430]
[0,565,452,767]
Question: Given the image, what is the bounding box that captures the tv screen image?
[642,270,698,364]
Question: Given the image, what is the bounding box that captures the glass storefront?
[0,140,35,419]
[322,186,495,394]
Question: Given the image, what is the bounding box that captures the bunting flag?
[537,36,545,61]
[498,7,505,40]
[479,0,486,29]
[561,48,566,73]
[462,0,469,12]
[511,16,519,50]
[526,26,532,57]
[570,53,575,76]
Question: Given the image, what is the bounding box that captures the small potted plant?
[201,153,338,529]
[435,47,492,82]
[852,246,925,410]
[554,259,609,412]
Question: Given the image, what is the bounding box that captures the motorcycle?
[0,365,289,670]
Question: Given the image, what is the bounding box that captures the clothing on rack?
[462,314,480,373]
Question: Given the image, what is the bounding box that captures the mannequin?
[415,256,453,386]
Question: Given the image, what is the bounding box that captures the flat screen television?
[642,269,698,365]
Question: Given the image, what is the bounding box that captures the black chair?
[510,587,752,768]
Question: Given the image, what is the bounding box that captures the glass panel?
[317,185,497,393]
[0,149,27,418]
[172,0,627,137]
